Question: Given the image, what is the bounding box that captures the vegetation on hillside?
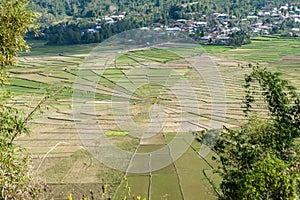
[28,0,299,45]
[30,0,295,22]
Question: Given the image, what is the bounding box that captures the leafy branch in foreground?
[0,105,43,199]
[214,64,300,200]
[0,0,43,199]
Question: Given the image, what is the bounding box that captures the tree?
[228,31,251,47]
[215,65,300,200]
[240,154,297,200]
[0,0,37,68]
[0,0,42,199]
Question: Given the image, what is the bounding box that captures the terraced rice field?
[7,37,299,199]
[217,37,300,90]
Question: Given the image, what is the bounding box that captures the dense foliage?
[0,0,37,68]
[0,0,41,199]
[28,0,298,45]
[30,0,295,22]
[215,65,300,199]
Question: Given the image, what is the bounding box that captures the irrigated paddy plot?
[8,36,300,199]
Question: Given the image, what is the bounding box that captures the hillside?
[31,0,295,22]
[28,0,300,46]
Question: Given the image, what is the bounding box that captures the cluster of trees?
[228,31,251,47]
[43,17,147,45]
[212,64,300,199]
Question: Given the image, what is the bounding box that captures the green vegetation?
[0,0,37,68]
[214,65,300,199]
[27,0,299,46]
[30,0,295,25]
[0,0,42,199]
[105,131,128,137]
